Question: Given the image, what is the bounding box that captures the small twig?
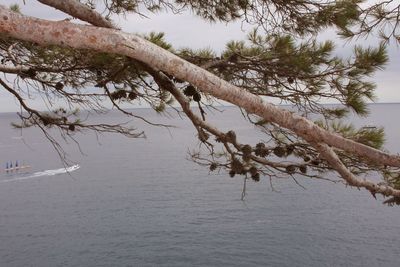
[241,177,248,201]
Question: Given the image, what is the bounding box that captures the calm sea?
[0,104,399,267]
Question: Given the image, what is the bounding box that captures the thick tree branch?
[313,142,400,197]
[0,6,399,169]
[37,0,115,29]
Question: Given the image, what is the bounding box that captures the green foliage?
[90,52,120,66]
[330,0,361,29]
[355,127,385,149]
[174,0,247,22]
[106,0,138,14]
[321,121,385,149]
[9,4,20,13]
[353,44,388,75]
[178,47,215,66]
[311,0,361,33]
[325,108,349,119]
[210,30,385,117]
[144,32,173,51]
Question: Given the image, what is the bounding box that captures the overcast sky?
[0,0,399,112]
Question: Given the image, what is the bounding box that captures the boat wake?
[0,165,80,183]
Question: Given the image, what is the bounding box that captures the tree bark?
[0,5,399,170]
[37,0,115,29]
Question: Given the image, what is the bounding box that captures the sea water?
[0,104,399,266]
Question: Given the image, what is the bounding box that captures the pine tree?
[1,0,400,203]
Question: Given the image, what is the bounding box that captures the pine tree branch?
[1,6,399,169]
[313,142,400,197]
[37,0,116,29]
[2,5,400,198]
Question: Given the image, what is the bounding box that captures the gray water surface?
[0,104,399,266]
